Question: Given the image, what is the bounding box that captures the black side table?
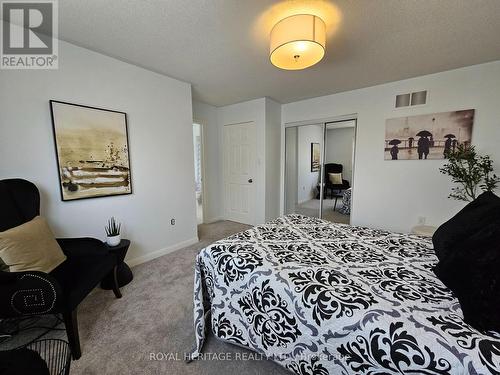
[101,239,133,295]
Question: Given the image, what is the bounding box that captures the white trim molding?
[126,236,199,267]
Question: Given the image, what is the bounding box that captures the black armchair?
[0,179,121,360]
[324,163,350,199]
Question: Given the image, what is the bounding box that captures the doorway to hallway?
[193,123,204,224]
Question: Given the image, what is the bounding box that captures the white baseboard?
[126,236,199,267]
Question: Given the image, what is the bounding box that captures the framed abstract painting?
[49,100,132,201]
[311,142,320,172]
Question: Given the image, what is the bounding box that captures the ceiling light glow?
[270,14,326,70]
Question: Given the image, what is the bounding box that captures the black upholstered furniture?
[324,163,350,199]
[433,192,500,332]
[0,179,121,360]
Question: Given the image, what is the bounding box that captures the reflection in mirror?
[321,120,356,224]
[284,119,356,224]
[284,124,324,218]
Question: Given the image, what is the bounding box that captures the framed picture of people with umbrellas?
[385,109,474,160]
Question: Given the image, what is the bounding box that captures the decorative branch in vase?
[105,217,122,246]
[439,144,499,201]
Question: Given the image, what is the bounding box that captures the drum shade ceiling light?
[270,14,326,70]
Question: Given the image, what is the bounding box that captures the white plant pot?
[106,234,121,247]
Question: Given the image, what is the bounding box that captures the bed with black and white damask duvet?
[190,215,500,374]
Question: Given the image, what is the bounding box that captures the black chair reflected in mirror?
[324,163,350,199]
[0,179,121,360]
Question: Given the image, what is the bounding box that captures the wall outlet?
[170,218,176,225]
[417,216,426,225]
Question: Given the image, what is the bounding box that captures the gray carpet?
[2,221,291,374]
[296,198,350,224]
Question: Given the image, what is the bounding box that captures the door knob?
[248,179,253,183]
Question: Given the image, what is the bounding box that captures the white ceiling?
[56,0,500,106]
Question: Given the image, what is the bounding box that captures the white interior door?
[223,122,256,225]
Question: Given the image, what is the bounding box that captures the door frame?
[222,121,257,225]
[283,126,299,215]
[193,121,206,224]
[281,114,358,222]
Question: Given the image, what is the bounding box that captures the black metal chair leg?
[63,309,81,360]
[112,265,122,299]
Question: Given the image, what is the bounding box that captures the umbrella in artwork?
[444,134,456,139]
[388,139,402,145]
[416,130,432,137]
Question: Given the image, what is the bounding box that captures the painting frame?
[49,100,133,201]
[384,109,474,161]
[311,142,320,172]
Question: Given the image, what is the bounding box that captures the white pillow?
[328,173,343,185]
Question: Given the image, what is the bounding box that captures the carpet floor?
[2,221,292,374]
[295,198,350,224]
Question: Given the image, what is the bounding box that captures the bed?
[191,214,500,374]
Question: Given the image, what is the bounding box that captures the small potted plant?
[105,217,121,246]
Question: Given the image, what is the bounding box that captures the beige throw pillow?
[0,216,66,273]
[328,172,343,185]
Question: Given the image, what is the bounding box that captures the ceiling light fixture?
[270,14,326,70]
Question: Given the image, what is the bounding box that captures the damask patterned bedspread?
[191,215,500,374]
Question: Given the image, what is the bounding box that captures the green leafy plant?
[105,217,121,237]
[440,144,499,201]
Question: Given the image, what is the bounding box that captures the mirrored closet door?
[321,120,356,224]
[284,119,356,224]
[284,123,325,218]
